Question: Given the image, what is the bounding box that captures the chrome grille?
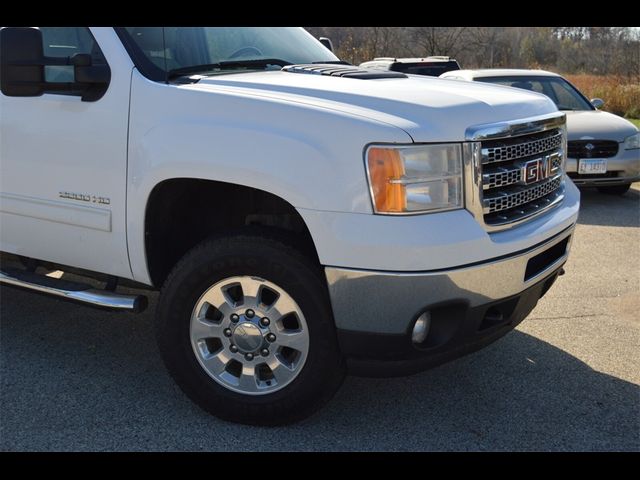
[476,125,566,230]
[482,155,563,190]
[482,131,563,164]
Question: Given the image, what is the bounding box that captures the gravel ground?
[1,184,638,451]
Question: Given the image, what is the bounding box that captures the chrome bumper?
[325,225,574,335]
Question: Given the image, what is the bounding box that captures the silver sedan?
[440,69,640,195]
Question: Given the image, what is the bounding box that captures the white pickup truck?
[0,27,580,425]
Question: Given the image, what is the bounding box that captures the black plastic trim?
[525,237,569,281]
[338,268,562,377]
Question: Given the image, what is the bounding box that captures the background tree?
[305,26,640,80]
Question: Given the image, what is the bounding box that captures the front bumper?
[325,225,574,376]
[566,147,640,186]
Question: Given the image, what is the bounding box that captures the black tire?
[156,233,346,426]
[597,184,631,195]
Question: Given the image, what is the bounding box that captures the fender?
[125,70,412,284]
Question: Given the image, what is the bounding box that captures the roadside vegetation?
[565,75,640,120]
[307,27,639,76]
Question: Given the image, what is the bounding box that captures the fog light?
[412,312,431,344]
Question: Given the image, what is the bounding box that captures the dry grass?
[564,74,640,119]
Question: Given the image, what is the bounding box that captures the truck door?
[0,27,132,278]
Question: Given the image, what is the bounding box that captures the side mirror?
[0,27,110,102]
[319,37,334,53]
[591,98,604,109]
[0,27,45,97]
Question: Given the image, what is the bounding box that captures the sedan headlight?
[366,144,463,214]
[623,132,640,150]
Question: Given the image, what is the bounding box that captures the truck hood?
[566,110,638,142]
[188,71,558,142]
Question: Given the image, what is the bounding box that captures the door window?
[39,27,107,91]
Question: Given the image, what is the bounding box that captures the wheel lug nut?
[230,314,239,323]
[245,309,255,318]
[230,344,238,353]
[245,353,254,361]
[260,317,270,326]
[261,348,269,357]
[223,328,232,337]
[266,333,276,343]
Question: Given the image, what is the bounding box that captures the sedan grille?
[568,140,618,159]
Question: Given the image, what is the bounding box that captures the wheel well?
[145,179,320,288]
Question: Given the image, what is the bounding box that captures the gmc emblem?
[520,153,561,185]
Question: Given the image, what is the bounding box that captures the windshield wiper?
[167,58,292,79]
[219,58,292,69]
[167,63,222,79]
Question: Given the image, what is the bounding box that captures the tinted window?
[476,75,593,111]
[393,61,460,77]
[39,27,107,84]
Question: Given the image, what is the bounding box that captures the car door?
[0,27,132,278]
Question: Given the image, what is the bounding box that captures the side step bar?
[0,268,147,313]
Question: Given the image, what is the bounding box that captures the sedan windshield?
[476,75,594,111]
[119,27,340,81]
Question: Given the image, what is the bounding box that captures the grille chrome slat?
[482,131,563,164]
[483,189,565,227]
[482,155,563,190]
[483,175,563,213]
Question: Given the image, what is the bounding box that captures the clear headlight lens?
[623,132,640,150]
[366,144,463,214]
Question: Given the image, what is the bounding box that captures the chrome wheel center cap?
[232,322,263,352]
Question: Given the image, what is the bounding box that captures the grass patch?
[627,118,640,129]
[564,74,640,118]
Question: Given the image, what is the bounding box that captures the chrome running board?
[0,268,147,313]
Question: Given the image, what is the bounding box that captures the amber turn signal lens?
[367,147,406,212]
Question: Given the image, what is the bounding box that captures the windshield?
[476,75,594,111]
[118,27,340,81]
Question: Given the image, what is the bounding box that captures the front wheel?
[156,233,346,425]
[597,184,631,195]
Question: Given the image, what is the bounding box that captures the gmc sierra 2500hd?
[0,27,579,425]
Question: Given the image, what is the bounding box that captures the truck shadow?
[1,287,638,451]
[319,331,639,451]
[577,185,640,228]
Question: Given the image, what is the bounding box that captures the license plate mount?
[578,159,607,174]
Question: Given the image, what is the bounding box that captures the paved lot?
[1,184,639,451]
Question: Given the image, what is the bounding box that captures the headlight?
[623,132,640,150]
[366,144,463,214]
